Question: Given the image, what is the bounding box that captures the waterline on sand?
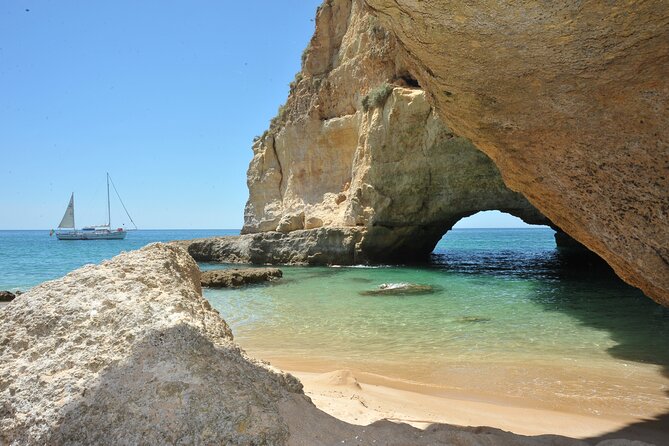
[204,229,669,436]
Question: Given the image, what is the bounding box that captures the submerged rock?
[0,291,15,302]
[349,277,373,283]
[360,282,437,296]
[201,267,283,288]
[456,316,492,323]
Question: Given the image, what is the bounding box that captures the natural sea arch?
[360,208,557,264]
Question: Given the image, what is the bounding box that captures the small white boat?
[53,173,136,241]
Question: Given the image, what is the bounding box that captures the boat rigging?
[52,173,137,240]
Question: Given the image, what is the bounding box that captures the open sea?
[1,228,668,420]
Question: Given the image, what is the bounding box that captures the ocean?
[0,229,238,290]
[2,228,668,418]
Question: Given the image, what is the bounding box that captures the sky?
[0,1,534,230]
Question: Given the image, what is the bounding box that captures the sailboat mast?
[107,172,111,227]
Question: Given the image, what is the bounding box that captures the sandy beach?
[287,368,669,445]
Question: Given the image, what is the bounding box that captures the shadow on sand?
[530,252,669,445]
[428,245,669,444]
[11,323,615,446]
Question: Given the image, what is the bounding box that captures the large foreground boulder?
[0,244,301,444]
[0,244,644,445]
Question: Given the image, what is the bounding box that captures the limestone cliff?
[362,0,669,304]
[240,0,669,305]
[243,0,548,263]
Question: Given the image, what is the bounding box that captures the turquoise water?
[202,228,669,414]
[204,229,669,368]
[0,229,238,290]
[2,228,668,415]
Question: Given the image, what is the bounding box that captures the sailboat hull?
[56,230,127,240]
[55,174,136,240]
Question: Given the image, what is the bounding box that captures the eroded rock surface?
[0,244,301,445]
[362,0,669,304]
[188,228,365,265]
[201,267,283,288]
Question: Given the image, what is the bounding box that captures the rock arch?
[240,85,555,264]
[194,0,616,290]
[239,1,556,267]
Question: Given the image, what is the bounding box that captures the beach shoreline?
[284,367,669,444]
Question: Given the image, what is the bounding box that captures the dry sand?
[288,368,669,445]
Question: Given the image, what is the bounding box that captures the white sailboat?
[53,173,137,240]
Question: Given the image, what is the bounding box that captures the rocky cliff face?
[241,0,669,305]
[243,0,548,263]
[362,0,669,304]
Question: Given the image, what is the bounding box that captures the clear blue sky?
[0,1,533,230]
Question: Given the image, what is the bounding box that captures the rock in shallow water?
[201,267,283,288]
[360,282,437,296]
[0,291,15,301]
[456,316,492,323]
[187,228,366,265]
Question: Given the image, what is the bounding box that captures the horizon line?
[0,226,552,231]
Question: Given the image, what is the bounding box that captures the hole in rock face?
[430,210,612,277]
[451,210,539,230]
[395,72,421,88]
[364,211,552,264]
[432,211,555,273]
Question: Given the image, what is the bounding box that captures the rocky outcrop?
[188,228,366,265]
[361,0,669,305]
[0,244,304,444]
[241,0,550,265]
[0,291,15,302]
[1,243,633,445]
[359,282,438,296]
[201,267,283,288]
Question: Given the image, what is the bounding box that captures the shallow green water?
[204,229,669,412]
